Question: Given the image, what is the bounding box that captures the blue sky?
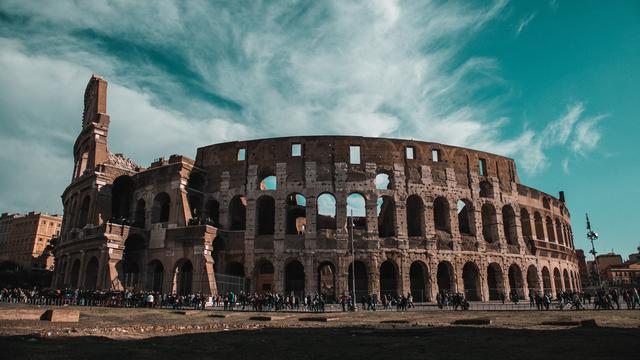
[0,1,638,257]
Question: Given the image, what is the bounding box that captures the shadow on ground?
[3,326,639,360]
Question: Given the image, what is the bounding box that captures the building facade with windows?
[0,212,62,271]
[53,75,581,301]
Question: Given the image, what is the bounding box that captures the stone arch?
[122,234,146,289]
[205,199,220,227]
[527,265,540,295]
[318,261,336,301]
[229,195,246,230]
[284,260,305,297]
[541,267,552,293]
[409,261,430,302]
[258,175,277,190]
[534,212,544,240]
[542,197,550,209]
[487,262,504,300]
[520,208,532,238]
[225,261,245,277]
[481,203,498,243]
[256,195,275,235]
[375,172,391,190]
[553,268,562,292]
[563,269,571,290]
[502,205,518,245]
[134,199,146,227]
[69,259,81,288]
[546,216,556,243]
[555,219,564,245]
[317,193,337,230]
[508,264,524,298]
[83,257,99,290]
[462,261,482,301]
[433,197,451,233]
[406,195,424,237]
[255,259,274,293]
[347,193,367,230]
[148,260,164,292]
[457,199,475,236]
[111,175,135,222]
[437,261,455,293]
[151,192,171,223]
[78,195,91,228]
[379,260,398,298]
[479,180,493,198]
[348,260,369,300]
[174,259,193,295]
[377,195,396,237]
[286,193,306,235]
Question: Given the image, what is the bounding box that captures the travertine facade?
[53,76,581,301]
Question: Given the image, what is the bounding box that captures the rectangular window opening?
[405,146,415,160]
[349,145,361,164]
[237,148,246,161]
[432,149,440,162]
[291,143,302,157]
[479,158,487,176]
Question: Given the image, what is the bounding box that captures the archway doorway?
[437,261,455,294]
[409,261,429,302]
[255,260,274,293]
[318,262,336,302]
[174,260,193,295]
[284,260,305,298]
[487,263,504,300]
[348,261,368,300]
[463,262,482,301]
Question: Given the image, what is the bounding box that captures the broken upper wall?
[194,135,521,194]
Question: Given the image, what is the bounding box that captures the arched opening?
[556,219,564,245]
[225,262,245,277]
[377,196,396,237]
[134,199,146,227]
[563,269,570,290]
[284,260,305,297]
[318,262,336,301]
[487,263,504,300]
[433,197,451,233]
[346,193,366,230]
[205,199,220,227]
[546,216,556,243]
[111,176,135,222]
[348,261,368,300]
[463,262,482,301]
[542,197,550,209]
[286,193,306,235]
[84,257,99,290]
[527,265,540,294]
[457,199,474,235]
[406,195,424,237]
[122,234,145,289]
[229,195,246,230]
[520,208,532,238]
[409,261,430,302]
[379,260,398,298]
[375,173,391,190]
[502,205,518,245]
[553,268,562,292]
[542,267,552,293]
[187,172,205,192]
[70,259,81,288]
[317,193,337,230]
[479,180,493,198]
[481,203,498,243]
[256,195,275,235]
[259,175,277,190]
[174,259,193,295]
[187,194,203,223]
[508,264,524,298]
[148,260,164,292]
[255,260,274,292]
[534,212,544,240]
[78,196,91,228]
[437,261,455,294]
[151,192,171,223]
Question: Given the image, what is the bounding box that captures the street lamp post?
[586,213,601,288]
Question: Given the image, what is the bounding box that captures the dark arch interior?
[206,199,220,227]
[437,262,454,293]
[379,260,398,298]
[409,262,429,302]
[256,196,275,235]
[433,197,451,233]
[151,192,171,223]
[377,196,395,237]
[284,261,305,297]
[148,260,164,292]
[229,196,246,230]
[176,260,193,295]
[406,195,423,237]
[348,261,368,300]
[462,262,481,301]
[481,203,498,243]
[318,262,335,301]
[286,193,306,235]
[487,263,504,300]
[84,257,99,290]
[457,200,474,236]
[111,176,135,222]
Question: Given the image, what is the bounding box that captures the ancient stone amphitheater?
[53,75,580,302]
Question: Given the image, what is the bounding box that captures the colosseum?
[52,75,581,302]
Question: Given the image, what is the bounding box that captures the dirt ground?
[2,304,639,359]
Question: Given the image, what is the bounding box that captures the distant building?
[0,212,62,271]
[575,249,590,288]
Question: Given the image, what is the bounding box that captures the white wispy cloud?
[516,13,537,35]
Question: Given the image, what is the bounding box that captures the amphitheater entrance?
[379,260,398,298]
[122,234,145,289]
[174,259,193,295]
[69,259,80,288]
[437,261,455,294]
[284,260,305,298]
[348,261,369,300]
[148,260,164,292]
[542,267,552,293]
[255,260,274,293]
[563,269,571,290]
[508,264,524,298]
[463,262,482,301]
[409,261,430,302]
[83,257,99,290]
[553,268,562,292]
[487,263,504,300]
[318,262,336,302]
[527,265,540,294]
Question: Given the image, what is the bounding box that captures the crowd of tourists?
[212,291,328,312]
